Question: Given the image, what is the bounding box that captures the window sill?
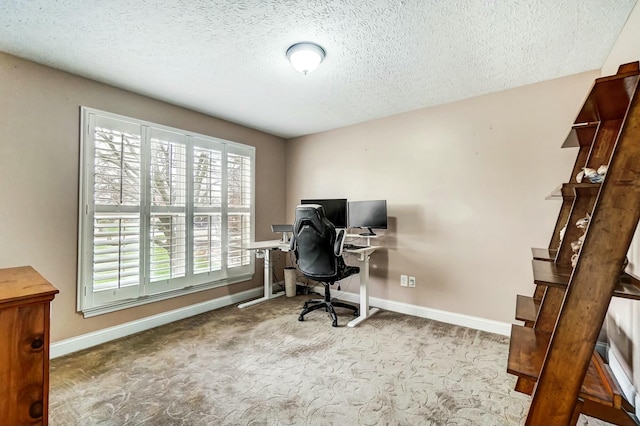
[80,274,253,318]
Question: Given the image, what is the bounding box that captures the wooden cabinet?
[0,266,59,426]
[508,62,640,425]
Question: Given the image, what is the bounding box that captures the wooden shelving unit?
[508,62,640,425]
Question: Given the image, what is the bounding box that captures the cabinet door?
[0,303,46,425]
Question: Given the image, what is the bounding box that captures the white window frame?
[77,107,255,317]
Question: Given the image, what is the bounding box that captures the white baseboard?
[52,286,512,359]
[318,286,512,336]
[50,287,262,359]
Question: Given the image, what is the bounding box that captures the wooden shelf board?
[531,260,640,300]
[531,247,556,261]
[562,122,599,148]
[507,325,550,380]
[545,182,600,200]
[577,69,640,123]
[508,325,617,407]
[614,274,640,300]
[593,63,639,84]
[545,184,565,200]
[515,295,540,323]
[532,259,572,286]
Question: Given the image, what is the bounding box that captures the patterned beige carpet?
[49,295,610,425]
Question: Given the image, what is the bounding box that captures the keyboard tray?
[344,243,368,250]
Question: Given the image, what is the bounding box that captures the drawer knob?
[29,401,43,419]
[31,338,44,349]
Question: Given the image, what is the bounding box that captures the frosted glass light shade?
[286,42,325,75]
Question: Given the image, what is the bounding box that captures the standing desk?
[237,237,382,327]
[343,244,381,327]
[237,240,288,308]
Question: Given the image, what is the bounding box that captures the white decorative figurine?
[597,164,608,176]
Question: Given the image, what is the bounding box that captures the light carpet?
[49,295,610,425]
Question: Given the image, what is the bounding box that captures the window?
[78,108,255,316]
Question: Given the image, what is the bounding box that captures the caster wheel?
[298,315,304,321]
[332,320,338,327]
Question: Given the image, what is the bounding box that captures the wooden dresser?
[0,266,59,426]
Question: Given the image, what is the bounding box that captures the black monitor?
[300,198,348,228]
[271,224,293,243]
[348,200,388,236]
[271,224,293,233]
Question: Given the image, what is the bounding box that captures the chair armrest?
[334,229,346,256]
[289,232,297,252]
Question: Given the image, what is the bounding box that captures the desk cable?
[268,250,286,292]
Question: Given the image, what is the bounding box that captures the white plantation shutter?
[84,115,143,306]
[93,214,141,290]
[92,120,142,206]
[193,145,222,208]
[149,214,186,280]
[147,129,187,292]
[192,142,223,275]
[193,214,222,274]
[78,108,255,316]
[228,213,251,268]
[227,149,252,270]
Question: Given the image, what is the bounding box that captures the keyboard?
[343,243,368,250]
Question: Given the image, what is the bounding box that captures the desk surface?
[346,233,381,239]
[344,245,382,254]
[240,238,380,251]
[242,240,380,253]
[240,240,289,251]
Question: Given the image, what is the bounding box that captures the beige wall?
[0,52,287,342]
[602,1,640,76]
[286,70,598,324]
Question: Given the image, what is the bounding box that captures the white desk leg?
[238,248,285,308]
[347,252,380,327]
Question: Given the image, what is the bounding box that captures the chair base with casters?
[298,280,359,327]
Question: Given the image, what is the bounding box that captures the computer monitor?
[300,198,348,228]
[348,200,388,236]
[271,224,293,243]
[271,224,293,233]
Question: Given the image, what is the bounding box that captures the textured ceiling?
[0,1,637,138]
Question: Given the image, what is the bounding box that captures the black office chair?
[290,204,359,327]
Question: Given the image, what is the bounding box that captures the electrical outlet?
[409,276,416,287]
[401,274,408,287]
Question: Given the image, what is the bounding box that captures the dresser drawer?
[0,266,58,426]
[0,303,47,425]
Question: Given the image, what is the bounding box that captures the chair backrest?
[291,204,344,280]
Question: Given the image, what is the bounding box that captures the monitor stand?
[359,228,376,236]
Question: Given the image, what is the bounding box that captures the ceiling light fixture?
[286,42,325,75]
